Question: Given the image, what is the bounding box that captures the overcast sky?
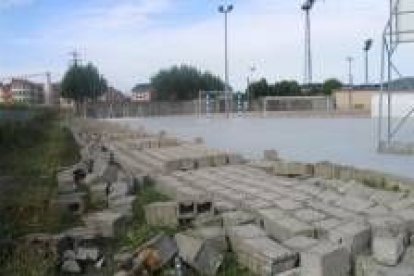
[0,0,412,92]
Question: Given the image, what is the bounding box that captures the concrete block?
[259,208,315,241]
[328,221,371,257]
[227,224,267,252]
[370,190,405,205]
[236,237,298,276]
[222,211,256,230]
[395,208,414,235]
[336,195,374,213]
[144,202,178,227]
[313,218,343,239]
[294,209,327,223]
[302,241,350,276]
[175,232,224,275]
[276,199,303,211]
[356,255,414,276]
[373,233,405,266]
[368,216,407,237]
[189,226,227,252]
[52,192,87,216]
[282,236,319,254]
[82,211,127,238]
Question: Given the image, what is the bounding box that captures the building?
[98,87,128,103]
[131,84,154,102]
[0,83,11,103]
[334,89,375,112]
[9,78,45,105]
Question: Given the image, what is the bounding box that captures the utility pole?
[69,50,81,66]
[347,56,354,110]
[218,2,233,118]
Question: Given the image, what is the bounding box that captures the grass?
[0,109,81,275]
[362,177,402,193]
[218,253,251,276]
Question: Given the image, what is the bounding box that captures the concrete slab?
[236,236,298,275]
[328,220,371,258]
[259,208,315,241]
[373,233,405,266]
[294,209,327,223]
[301,241,350,276]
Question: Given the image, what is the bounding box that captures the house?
[131,84,154,102]
[98,87,128,103]
[0,83,12,103]
[9,78,45,105]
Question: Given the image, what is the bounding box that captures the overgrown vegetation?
[0,108,80,275]
[362,177,402,193]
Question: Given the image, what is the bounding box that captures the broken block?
[82,211,127,238]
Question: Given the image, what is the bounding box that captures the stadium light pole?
[363,39,373,85]
[246,65,256,111]
[301,0,317,86]
[218,3,233,118]
[347,56,354,110]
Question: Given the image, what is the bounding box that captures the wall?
[334,90,374,112]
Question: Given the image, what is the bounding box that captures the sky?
[0,0,412,92]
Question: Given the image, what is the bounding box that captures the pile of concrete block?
[149,164,414,275]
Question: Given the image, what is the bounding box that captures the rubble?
[144,202,178,227]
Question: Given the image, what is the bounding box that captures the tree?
[150,65,225,101]
[247,78,271,99]
[274,80,301,96]
[322,78,342,95]
[61,63,108,113]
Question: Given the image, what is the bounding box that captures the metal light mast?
[218,2,233,118]
[302,0,318,86]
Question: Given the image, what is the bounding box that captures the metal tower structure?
[378,0,414,147]
[378,0,414,152]
[301,0,319,85]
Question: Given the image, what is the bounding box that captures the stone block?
[294,209,327,223]
[395,208,414,235]
[373,233,405,266]
[336,196,374,213]
[175,231,224,275]
[282,236,319,261]
[301,241,350,276]
[144,202,178,227]
[313,218,343,239]
[276,199,303,211]
[82,211,127,238]
[236,236,298,276]
[227,224,267,252]
[368,216,407,237]
[328,220,371,257]
[52,192,87,216]
[259,208,315,241]
[222,211,256,231]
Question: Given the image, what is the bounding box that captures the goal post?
[262,96,332,117]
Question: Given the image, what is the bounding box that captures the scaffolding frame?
[378,0,414,151]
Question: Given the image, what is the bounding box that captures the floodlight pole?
[347,56,354,110]
[219,3,233,118]
[302,0,316,86]
[363,39,373,85]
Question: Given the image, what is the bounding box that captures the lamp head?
[364,39,373,51]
